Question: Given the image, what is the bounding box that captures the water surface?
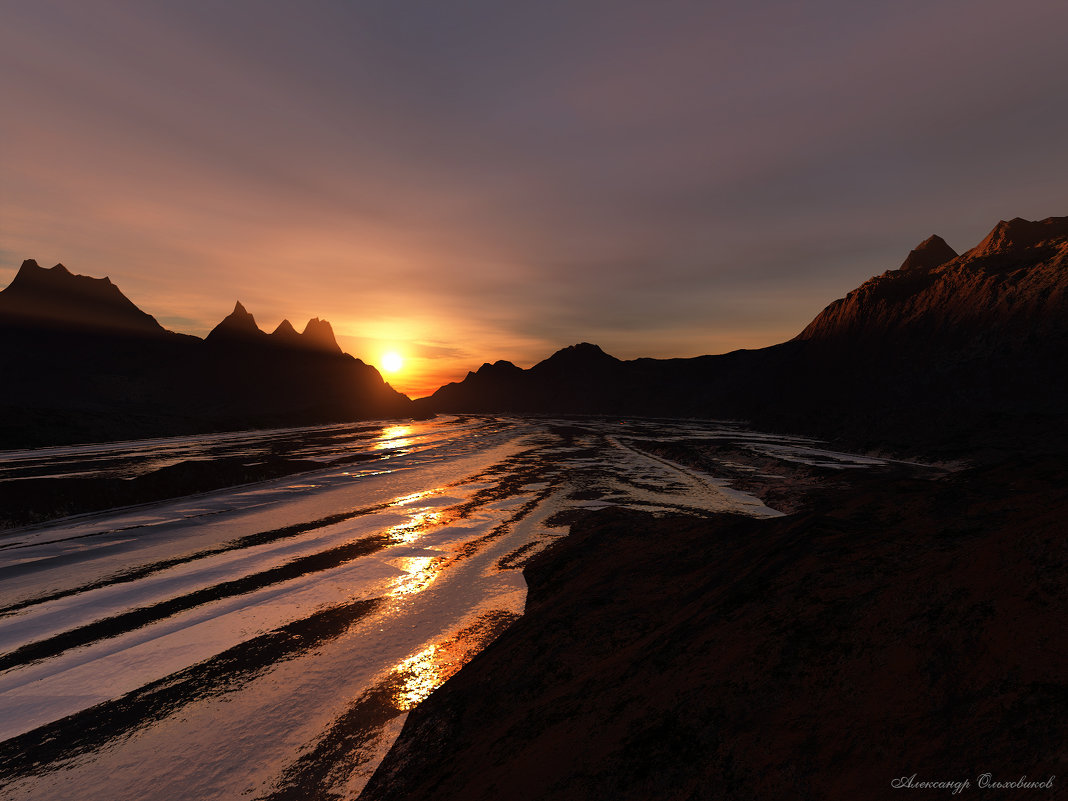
[0,415,879,800]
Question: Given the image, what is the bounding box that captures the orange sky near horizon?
[0,249,818,399]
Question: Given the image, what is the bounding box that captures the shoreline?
[0,414,899,530]
[360,452,1068,800]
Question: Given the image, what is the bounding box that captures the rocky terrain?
[796,216,1068,343]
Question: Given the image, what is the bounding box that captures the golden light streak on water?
[385,510,443,543]
[389,488,441,507]
[391,644,442,711]
[373,425,413,452]
[388,556,443,598]
[390,635,470,711]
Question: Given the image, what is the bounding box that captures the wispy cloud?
[3,0,1066,391]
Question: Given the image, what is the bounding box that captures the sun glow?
[381,351,403,372]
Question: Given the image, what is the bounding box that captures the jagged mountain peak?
[899,234,957,271]
[796,214,1068,343]
[206,306,345,353]
[206,301,265,343]
[301,317,342,353]
[230,301,255,322]
[270,318,304,346]
[970,216,1068,259]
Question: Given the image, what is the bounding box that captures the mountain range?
[424,216,1068,453]
[0,260,412,447]
[2,214,1065,451]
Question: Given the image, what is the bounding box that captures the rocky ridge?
[796,216,1068,343]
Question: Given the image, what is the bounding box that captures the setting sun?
[381,351,403,372]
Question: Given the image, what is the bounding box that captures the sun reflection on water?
[374,425,413,452]
[391,644,444,710]
[388,556,443,598]
[389,489,437,507]
[387,613,517,713]
[390,638,468,711]
[386,510,442,543]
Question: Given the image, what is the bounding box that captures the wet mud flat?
[618,433,923,513]
[361,454,1068,801]
[1,416,814,800]
[0,423,404,530]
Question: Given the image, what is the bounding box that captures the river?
[0,415,881,800]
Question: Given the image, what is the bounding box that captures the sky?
[2,0,1067,397]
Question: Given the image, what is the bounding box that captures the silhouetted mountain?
[425,215,1068,454]
[428,360,525,413]
[0,259,164,336]
[301,317,343,353]
[206,301,266,345]
[0,265,414,447]
[897,234,957,271]
[532,342,619,373]
[268,316,342,353]
[270,318,304,346]
[429,345,630,414]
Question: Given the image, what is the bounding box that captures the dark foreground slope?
[362,456,1068,801]
[0,260,412,447]
[426,216,1068,455]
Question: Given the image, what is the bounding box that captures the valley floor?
[1,415,859,800]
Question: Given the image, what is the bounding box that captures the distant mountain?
[897,234,957,272]
[531,342,619,373]
[0,259,165,335]
[270,318,305,346]
[208,303,344,354]
[301,318,343,353]
[206,300,265,345]
[0,263,414,447]
[424,215,1068,453]
[796,216,1068,344]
